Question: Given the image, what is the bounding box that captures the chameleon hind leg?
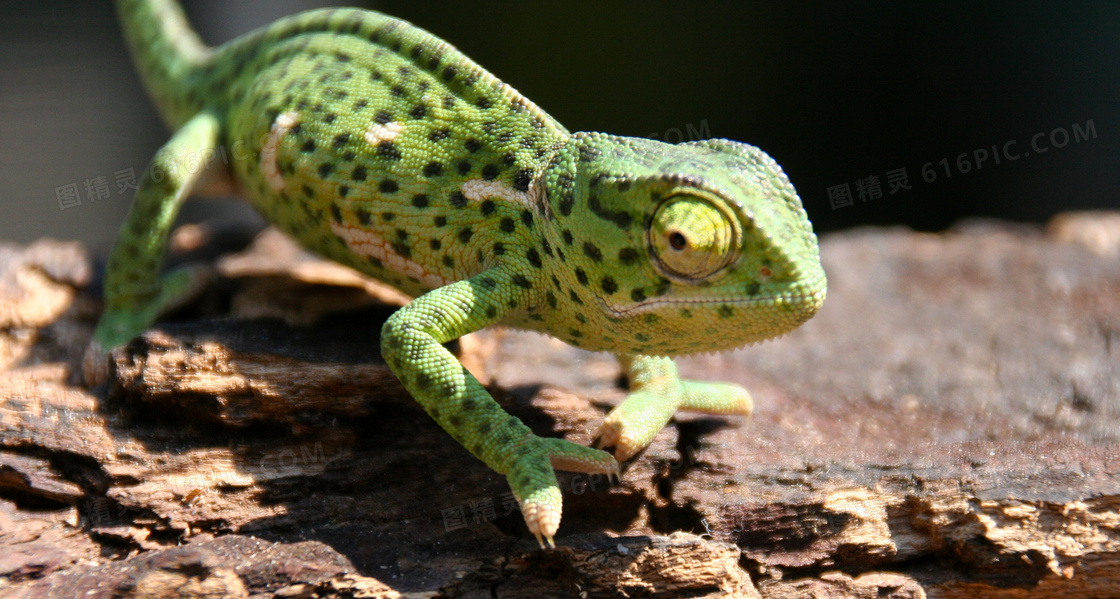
[595,354,753,462]
[380,270,619,547]
[83,112,220,384]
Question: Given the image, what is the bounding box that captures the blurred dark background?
[2,1,1118,254]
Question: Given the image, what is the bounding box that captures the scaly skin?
[91,0,827,547]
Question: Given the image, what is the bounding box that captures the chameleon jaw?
[597,276,827,320]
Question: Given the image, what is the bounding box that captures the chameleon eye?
[649,193,738,281]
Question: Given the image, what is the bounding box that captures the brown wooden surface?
[0,214,1118,598]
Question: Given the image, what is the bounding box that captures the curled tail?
[116,0,212,128]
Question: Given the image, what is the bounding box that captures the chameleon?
[88,0,827,547]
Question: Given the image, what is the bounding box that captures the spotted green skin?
[93,0,827,546]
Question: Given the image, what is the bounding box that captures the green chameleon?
[88,0,827,547]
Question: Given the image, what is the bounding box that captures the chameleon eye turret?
[648,190,739,282]
[98,0,827,547]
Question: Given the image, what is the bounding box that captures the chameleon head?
[538,132,826,355]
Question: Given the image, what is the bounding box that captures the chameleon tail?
[115,0,211,128]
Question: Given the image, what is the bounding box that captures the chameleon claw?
[522,500,560,548]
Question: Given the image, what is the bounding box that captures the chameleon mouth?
[599,273,827,320]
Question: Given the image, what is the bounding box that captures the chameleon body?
[91,0,827,546]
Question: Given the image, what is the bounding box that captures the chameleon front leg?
[83,111,220,384]
[380,270,619,547]
[596,355,753,462]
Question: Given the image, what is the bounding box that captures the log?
[0,214,1118,598]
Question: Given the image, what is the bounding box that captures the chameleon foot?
[83,264,212,385]
[508,436,618,547]
[596,376,753,462]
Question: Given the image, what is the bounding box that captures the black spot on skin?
[329,205,342,222]
[480,200,496,215]
[575,313,588,324]
[339,185,350,198]
[379,179,399,193]
[443,255,454,267]
[589,195,633,229]
[551,275,561,289]
[390,85,405,97]
[631,288,647,302]
[541,239,553,257]
[617,180,632,192]
[546,291,558,308]
[409,104,427,119]
[485,306,497,319]
[430,238,442,250]
[441,65,457,81]
[481,164,499,180]
[479,277,496,289]
[520,210,533,228]
[579,145,602,162]
[391,241,411,258]
[382,212,397,222]
[300,139,316,153]
[397,65,413,77]
[562,231,574,245]
[513,168,533,191]
[559,193,573,216]
[341,151,355,162]
[575,268,589,286]
[635,333,650,342]
[434,216,447,227]
[423,162,443,177]
[569,329,584,338]
[323,113,337,124]
[493,242,505,255]
[557,173,573,188]
[351,166,367,181]
[476,97,492,109]
[442,95,455,109]
[718,305,735,318]
[569,290,584,305]
[332,133,350,148]
[457,160,471,175]
[335,52,351,63]
[526,249,542,268]
[746,282,761,296]
[354,99,368,110]
[459,228,473,243]
[511,274,532,289]
[655,277,672,296]
[412,194,429,208]
[318,163,334,178]
[429,128,451,141]
[582,242,602,262]
[499,218,515,233]
[374,110,393,124]
[356,209,371,226]
[449,192,467,208]
[410,45,424,58]
[618,247,640,265]
[377,142,402,160]
[464,138,482,153]
[680,308,693,318]
[414,372,432,390]
[601,277,618,294]
[370,70,383,81]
